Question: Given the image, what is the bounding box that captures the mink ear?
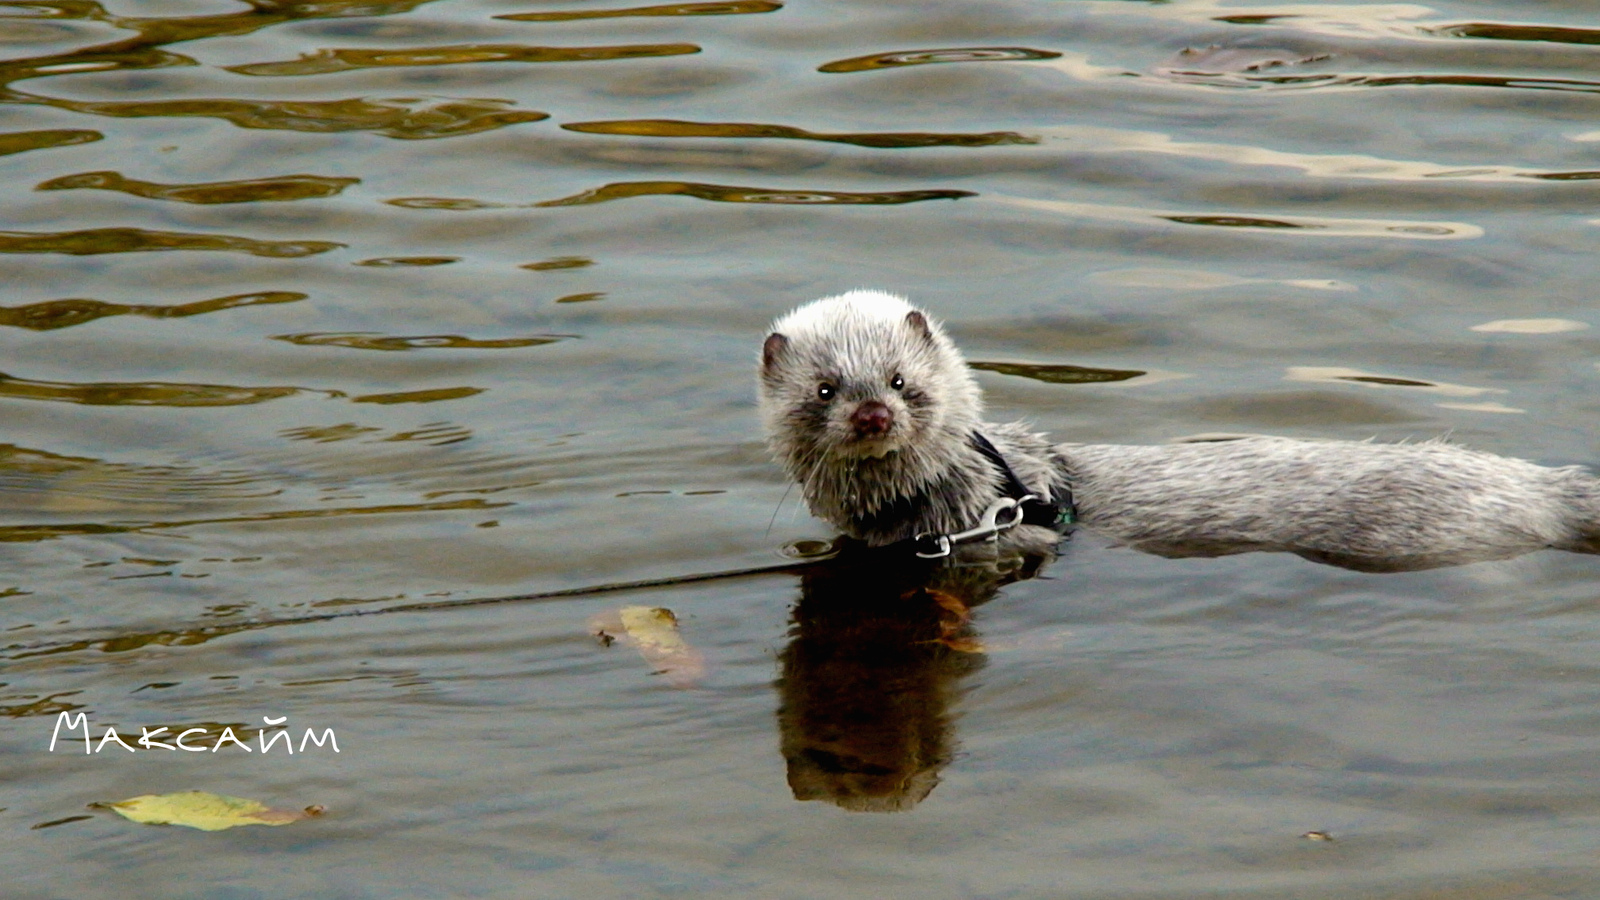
[761,332,789,373]
[904,310,935,345]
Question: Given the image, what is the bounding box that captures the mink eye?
[817,382,836,401]
[890,374,905,391]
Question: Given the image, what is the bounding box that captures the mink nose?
[850,400,893,437]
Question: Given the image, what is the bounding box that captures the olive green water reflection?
[5,0,1600,897]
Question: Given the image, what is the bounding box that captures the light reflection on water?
[4,0,1600,897]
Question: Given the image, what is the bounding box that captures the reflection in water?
[996,195,1482,240]
[1093,267,1353,291]
[1151,48,1600,95]
[0,498,505,546]
[51,96,549,140]
[536,181,976,206]
[1430,22,1600,46]
[0,0,444,111]
[0,691,84,718]
[778,544,1050,812]
[387,197,508,210]
[0,442,279,507]
[521,256,593,271]
[225,43,701,77]
[351,387,484,404]
[37,171,358,204]
[497,1,782,22]
[818,47,1062,73]
[563,119,1037,148]
[1164,214,1303,229]
[273,332,572,351]
[1039,124,1600,184]
[0,291,305,331]
[397,185,977,208]
[0,227,341,257]
[0,372,326,407]
[1155,46,1332,82]
[0,129,100,156]
[969,361,1145,385]
[1284,366,1504,398]
[355,257,460,267]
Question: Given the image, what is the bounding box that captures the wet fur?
[759,290,1600,572]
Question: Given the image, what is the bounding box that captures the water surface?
[5,0,1600,897]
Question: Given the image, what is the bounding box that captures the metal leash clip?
[912,495,1034,559]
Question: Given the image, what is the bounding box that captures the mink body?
[758,290,1600,572]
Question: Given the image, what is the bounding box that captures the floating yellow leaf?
[589,605,706,687]
[92,791,324,831]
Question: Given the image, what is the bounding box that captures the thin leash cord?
[3,558,820,661]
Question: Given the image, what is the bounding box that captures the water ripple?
[0,498,506,545]
[534,181,976,206]
[0,291,306,331]
[1038,125,1600,184]
[0,227,342,256]
[1428,22,1600,47]
[996,196,1481,240]
[273,333,574,351]
[562,118,1037,148]
[0,443,282,507]
[353,256,459,267]
[36,171,358,203]
[0,128,100,156]
[49,96,549,139]
[496,1,782,22]
[225,42,701,77]
[392,183,975,207]
[968,361,1146,385]
[350,387,485,404]
[0,373,331,407]
[818,47,1061,73]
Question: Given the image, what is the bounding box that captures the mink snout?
[850,400,894,438]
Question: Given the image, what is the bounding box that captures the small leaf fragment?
[588,605,706,687]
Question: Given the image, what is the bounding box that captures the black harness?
[904,432,1074,558]
[968,431,1073,529]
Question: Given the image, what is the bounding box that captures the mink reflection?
[775,542,1047,812]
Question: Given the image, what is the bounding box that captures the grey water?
[4,0,1600,897]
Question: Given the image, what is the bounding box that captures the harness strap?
[905,432,1075,558]
[968,432,1073,528]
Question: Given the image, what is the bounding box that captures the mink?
[758,290,1600,572]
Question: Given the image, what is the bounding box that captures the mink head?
[757,290,983,472]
